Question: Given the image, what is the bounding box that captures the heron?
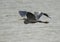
[19,11,51,24]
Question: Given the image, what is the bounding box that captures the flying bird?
[19,11,51,24]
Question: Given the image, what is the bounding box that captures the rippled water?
[0,0,60,42]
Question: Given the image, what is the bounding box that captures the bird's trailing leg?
[37,21,49,24]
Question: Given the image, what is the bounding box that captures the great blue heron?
[19,11,51,24]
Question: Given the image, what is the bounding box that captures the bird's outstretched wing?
[26,12,36,20]
[19,11,36,20]
[35,12,51,20]
[19,11,27,17]
[41,12,51,18]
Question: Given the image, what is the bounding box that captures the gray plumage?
[19,11,51,24]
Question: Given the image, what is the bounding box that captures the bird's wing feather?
[19,11,27,17]
[26,12,36,20]
[43,13,51,18]
[35,12,51,20]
